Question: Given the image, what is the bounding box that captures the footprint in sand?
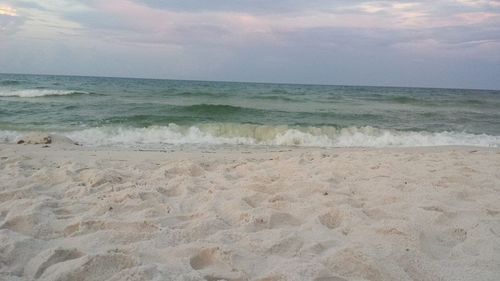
[323,248,388,281]
[36,253,137,281]
[253,212,301,230]
[25,247,83,279]
[266,236,304,255]
[78,169,125,187]
[190,248,219,270]
[189,248,246,281]
[419,227,468,259]
[156,185,183,197]
[164,162,206,178]
[269,212,301,228]
[318,210,343,229]
[242,193,267,208]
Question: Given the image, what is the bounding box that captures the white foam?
[64,124,500,148]
[2,124,499,148]
[65,124,256,147]
[0,130,23,143]
[0,89,86,97]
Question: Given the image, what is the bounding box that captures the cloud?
[1,0,500,88]
[62,0,279,47]
[454,0,500,8]
[52,0,500,49]
[0,5,17,16]
[0,4,25,36]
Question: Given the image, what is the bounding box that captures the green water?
[0,73,499,147]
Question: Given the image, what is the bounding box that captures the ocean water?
[1,73,499,148]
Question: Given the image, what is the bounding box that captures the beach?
[3,0,500,280]
[1,142,499,281]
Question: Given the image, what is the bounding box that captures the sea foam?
[58,124,500,148]
[0,131,22,143]
[2,124,499,148]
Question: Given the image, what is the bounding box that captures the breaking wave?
[1,124,494,148]
[0,131,22,143]
[0,89,95,98]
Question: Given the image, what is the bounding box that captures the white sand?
[1,143,499,281]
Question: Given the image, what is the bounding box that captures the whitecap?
[0,89,90,98]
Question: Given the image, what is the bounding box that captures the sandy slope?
[1,144,499,281]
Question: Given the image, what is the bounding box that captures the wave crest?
[59,124,500,148]
[0,89,94,98]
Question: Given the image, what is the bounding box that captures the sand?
[1,143,499,281]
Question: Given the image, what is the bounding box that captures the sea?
[1,73,499,148]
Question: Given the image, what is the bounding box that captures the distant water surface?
[1,73,499,148]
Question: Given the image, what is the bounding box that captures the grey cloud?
[63,0,500,47]
[7,1,47,11]
[65,11,139,32]
[64,10,237,47]
[430,25,500,45]
[130,0,333,14]
[2,0,500,89]
[0,14,25,36]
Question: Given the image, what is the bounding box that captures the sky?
[1,0,500,89]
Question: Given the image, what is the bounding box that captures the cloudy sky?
[1,0,500,89]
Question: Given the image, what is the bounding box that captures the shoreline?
[1,144,500,280]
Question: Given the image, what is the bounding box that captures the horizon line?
[1,72,498,92]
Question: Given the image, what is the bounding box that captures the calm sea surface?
[1,73,499,147]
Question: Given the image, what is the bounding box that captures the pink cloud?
[0,5,17,17]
